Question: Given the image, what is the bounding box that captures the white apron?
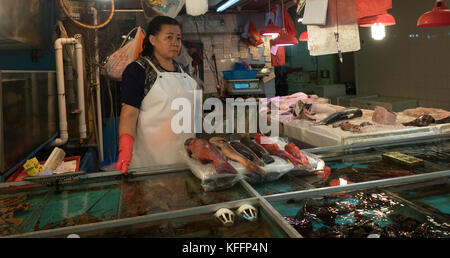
[129,57,201,168]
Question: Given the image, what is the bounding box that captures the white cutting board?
[302,0,328,25]
[307,0,360,56]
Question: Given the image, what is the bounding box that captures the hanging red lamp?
[260,20,282,38]
[260,0,282,38]
[273,0,298,46]
[299,31,308,42]
[417,0,450,27]
[273,28,299,46]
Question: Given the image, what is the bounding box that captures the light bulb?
[371,23,386,40]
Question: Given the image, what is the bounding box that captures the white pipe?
[53,37,87,146]
[75,36,87,139]
[53,38,74,146]
[91,7,104,162]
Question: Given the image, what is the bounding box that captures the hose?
[58,0,115,29]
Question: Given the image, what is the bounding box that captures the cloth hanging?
[242,20,264,47]
[283,6,298,37]
[270,41,285,67]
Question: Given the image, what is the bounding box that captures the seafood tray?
[280,117,438,147]
[438,124,450,135]
[273,190,450,238]
[273,107,450,147]
[183,136,325,192]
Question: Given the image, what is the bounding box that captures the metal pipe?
[0,71,4,176]
[265,170,450,202]
[47,72,56,136]
[31,73,39,140]
[90,7,104,162]
[75,36,87,139]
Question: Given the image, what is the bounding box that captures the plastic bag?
[151,0,186,18]
[242,20,264,47]
[181,150,243,192]
[105,27,146,81]
[182,137,326,191]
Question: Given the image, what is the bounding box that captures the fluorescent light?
[217,0,240,12]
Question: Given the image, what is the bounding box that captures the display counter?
[1,134,449,238]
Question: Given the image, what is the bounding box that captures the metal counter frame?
[2,133,450,238]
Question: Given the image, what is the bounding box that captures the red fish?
[284,143,313,171]
[253,133,302,167]
[185,138,238,174]
[317,165,331,180]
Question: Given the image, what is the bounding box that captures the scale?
[225,79,264,96]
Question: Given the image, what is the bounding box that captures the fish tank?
[0,70,57,179]
[269,177,450,238]
[0,168,252,236]
[272,190,450,238]
[300,134,450,188]
[46,203,288,238]
[1,134,449,238]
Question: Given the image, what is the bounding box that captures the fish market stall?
[1,133,449,238]
[260,93,450,147]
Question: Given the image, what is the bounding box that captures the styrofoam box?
[337,94,378,107]
[350,96,418,112]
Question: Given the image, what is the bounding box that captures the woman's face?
[149,24,182,59]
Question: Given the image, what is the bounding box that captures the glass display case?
[1,134,449,238]
[0,71,57,178]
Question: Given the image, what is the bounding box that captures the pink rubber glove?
[115,134,134,175]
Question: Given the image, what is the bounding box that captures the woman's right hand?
[116,133,135,174]
[116,104,139,174]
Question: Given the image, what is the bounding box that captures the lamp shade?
[417,0,450,27]
[186,0,208,16]
[260,20,282,37]
[273,30,299,46]
[359,13,396,27]
[299,31,308,41]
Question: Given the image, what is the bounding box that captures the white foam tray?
[270,114,448,147]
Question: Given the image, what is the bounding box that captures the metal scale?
[225,78,264,96]
[224,64,272,96]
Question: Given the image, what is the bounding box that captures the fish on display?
[293,100,316,121]
[240,137,275,164]
[229,141,265,167]
[209,137,266,176]
[185,138,238,174]
[317,108,363,125]
[253,133,302,167]
[284,143,313,171]
[402,115,435,127]
[332,121,362,133]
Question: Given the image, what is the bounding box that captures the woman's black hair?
[141,16,181,57]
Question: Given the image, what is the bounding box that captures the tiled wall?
[355,0,450,110]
